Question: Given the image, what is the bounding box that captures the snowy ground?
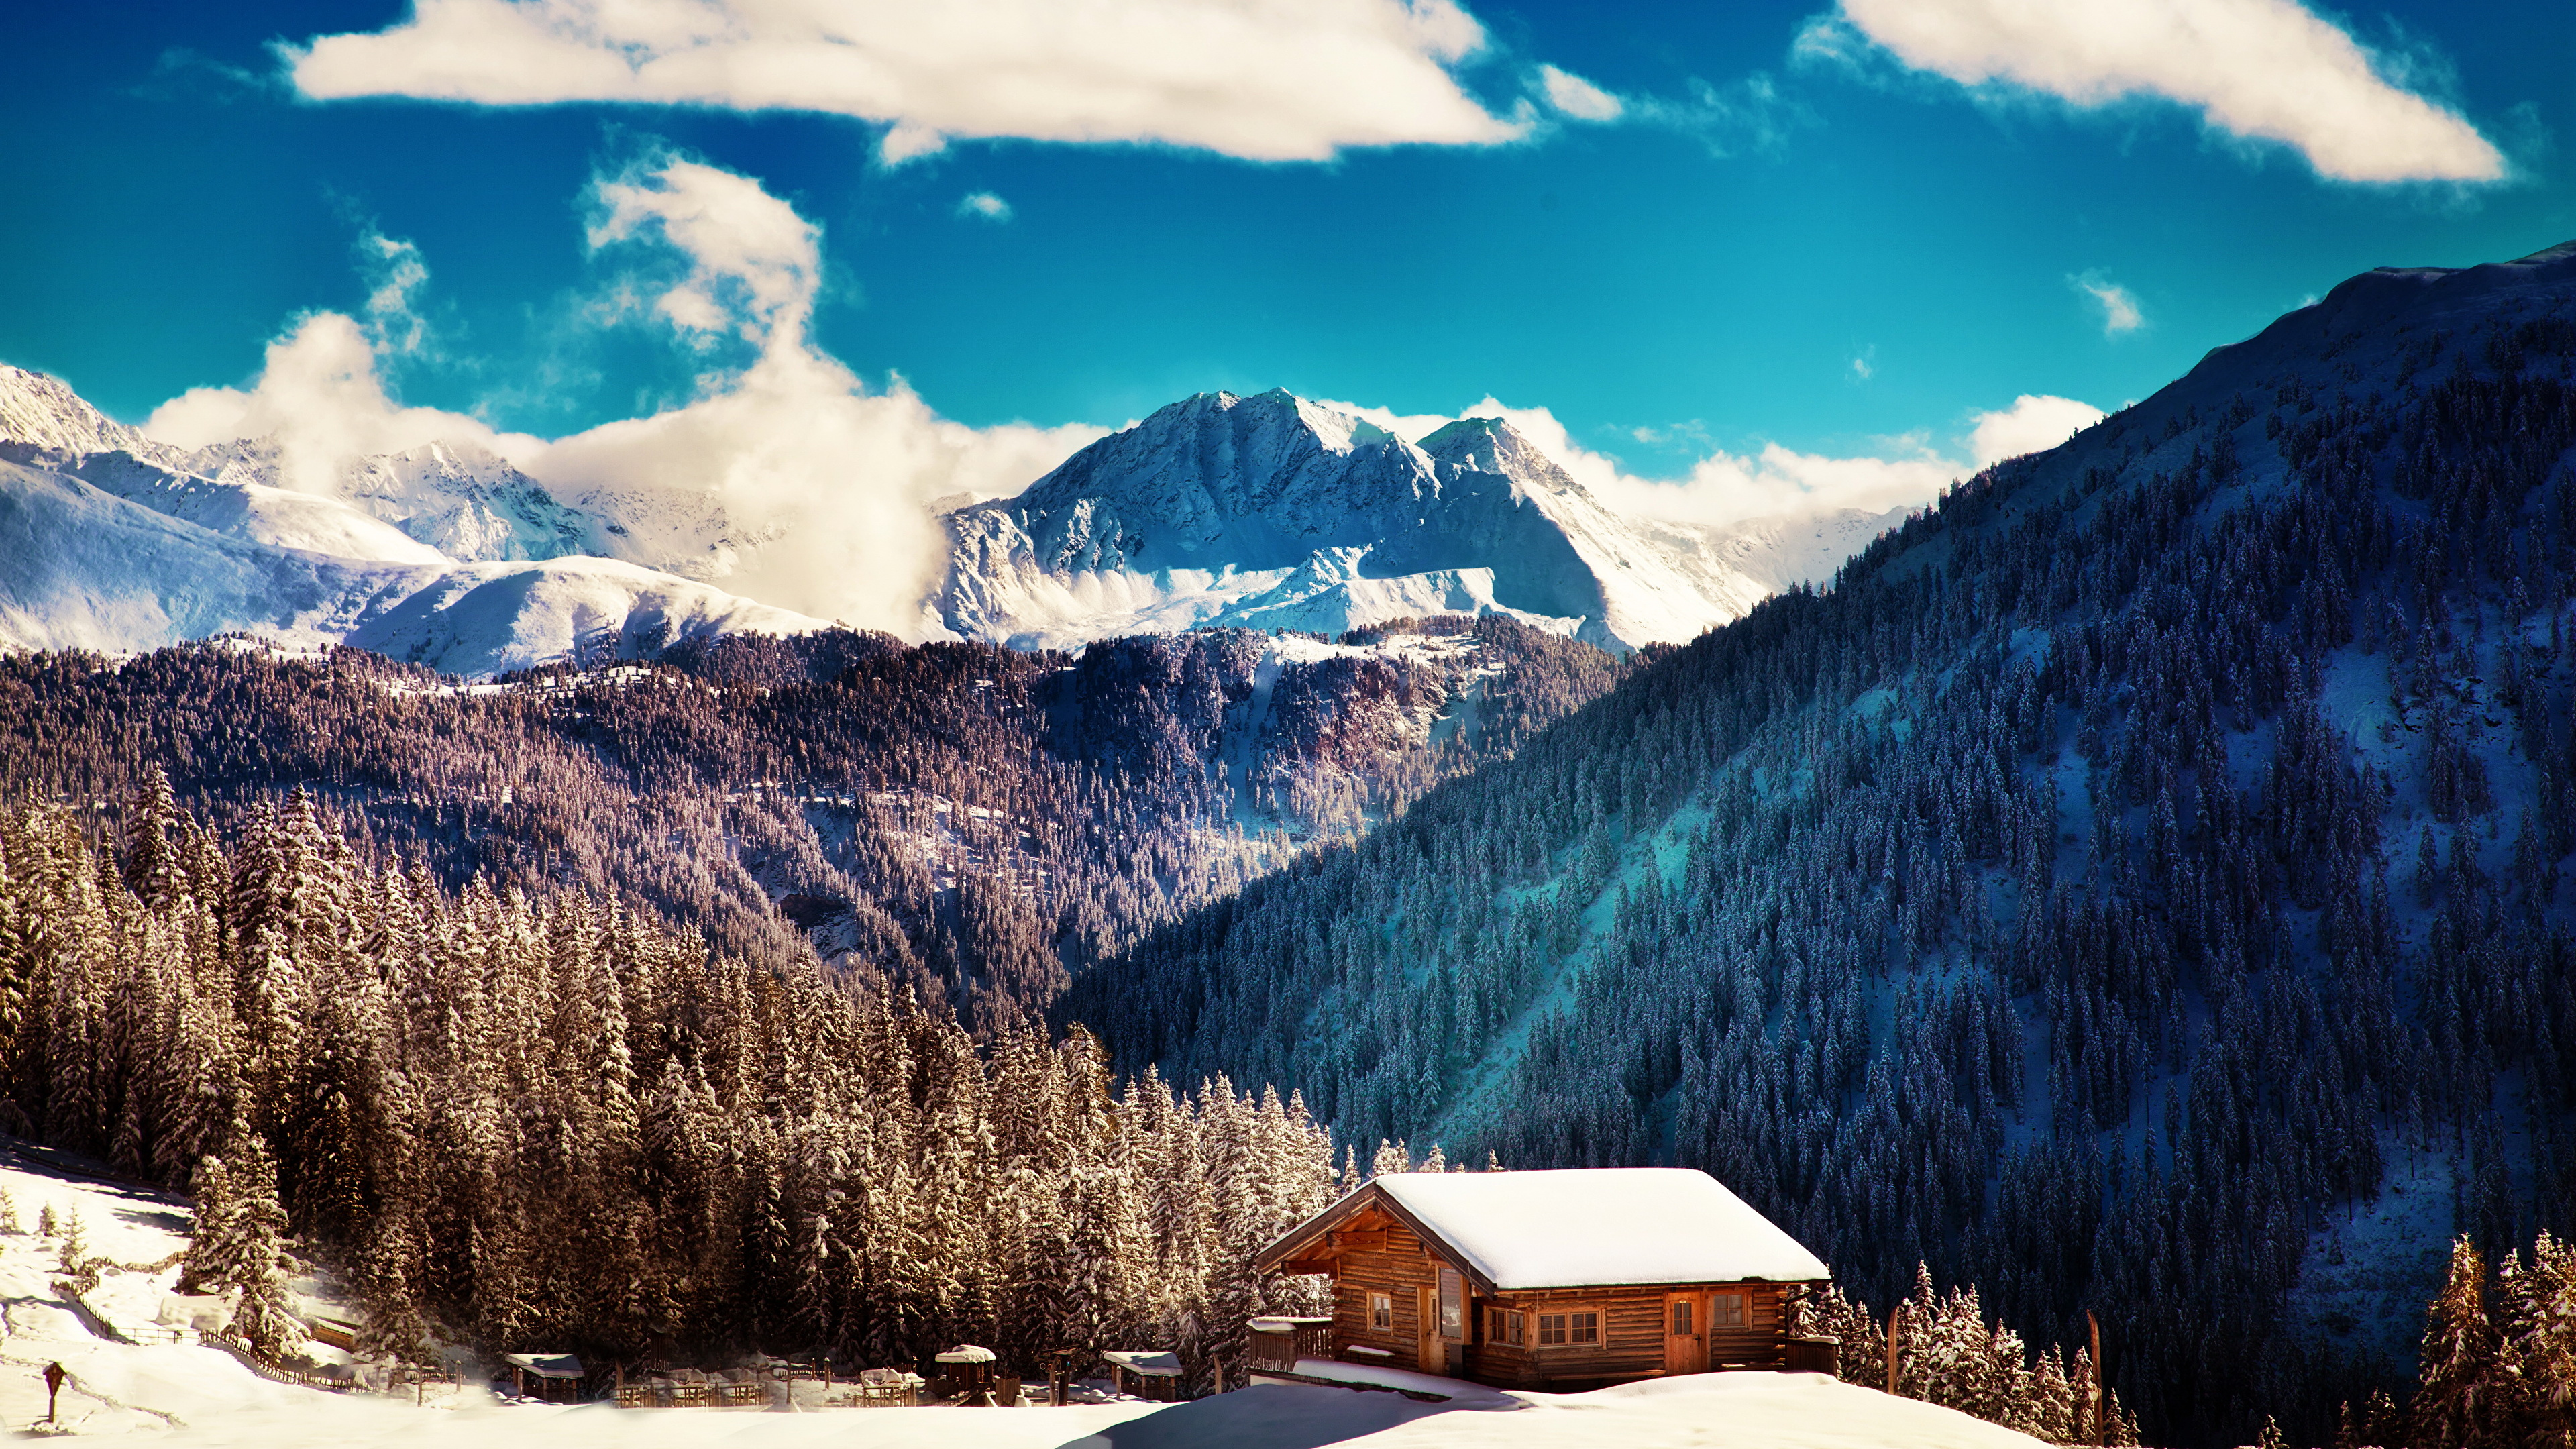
[0,1146,2052,1448]
[74,1371,2054,1449]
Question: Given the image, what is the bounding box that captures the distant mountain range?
[938,388,1900,650]
[0,368,1898,673]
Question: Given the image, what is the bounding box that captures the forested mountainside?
[0,614,1625,1030]
[0,790,1338,1381]
[1070,244,2576,1444]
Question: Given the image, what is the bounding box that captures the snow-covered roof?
[1353,1168,1829,1290]
[501,1352,585,1378]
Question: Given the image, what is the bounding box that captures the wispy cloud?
[1538,65,1811,158]
[358,231,432,357]
[1802,0,2504,184]
[2073,272,2145,335]
[281,0,1525,165]
[1537,64,1623,123]
[957,191,1013,222]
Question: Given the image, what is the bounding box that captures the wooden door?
[1664,1291,1707,1375]
[1418,1286,1442,1373]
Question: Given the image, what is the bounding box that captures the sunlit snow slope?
[0,366,818,676]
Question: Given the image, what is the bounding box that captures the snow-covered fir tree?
[0,795,1337,1385]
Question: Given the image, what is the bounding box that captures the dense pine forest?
[0,615,1623,1031]
[1070,258,2576,1442]
[0,784,1339,1385]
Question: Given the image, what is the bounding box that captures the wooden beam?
[1328,1228,1389,1252]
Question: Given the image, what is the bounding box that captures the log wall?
[1327,1225,1444,1367]
[1303,1199,1808,1391]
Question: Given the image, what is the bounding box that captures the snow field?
[0,1148,2060,1446]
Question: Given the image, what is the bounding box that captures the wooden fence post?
[1886,1309,1901,1397]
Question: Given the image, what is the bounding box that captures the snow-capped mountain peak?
[1417,415,1581,497]
[0,364,170,463]
[936,391,1873,651]
[0,366,810,675]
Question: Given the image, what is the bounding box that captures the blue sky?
[3,0,2570,504]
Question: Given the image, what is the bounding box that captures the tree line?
[3,780,1337,1387]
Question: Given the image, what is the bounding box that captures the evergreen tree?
[2417,1236,2500,1449]
[183,1137,304,1357]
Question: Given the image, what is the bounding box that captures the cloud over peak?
[144,158,1106,635]
[284,0,1524,164]
[1815,0,2504,184]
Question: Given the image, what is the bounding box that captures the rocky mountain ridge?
[937,388,1899,650]
[0,366,1901,673]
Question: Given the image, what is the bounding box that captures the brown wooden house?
[1252,1167,1830,1392]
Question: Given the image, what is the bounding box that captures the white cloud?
[540,158,1104,627]
[1849,350,1874,380]
[144,312,545,496]
[1538,64,1623,122]
[1968,393,2106,466]
[145,159,1106,636]
[283,0,1523,164]
[2074,273,2145,335]
[1821,0,2504,183]
[591,158,824,352]
[958,191,1013,222]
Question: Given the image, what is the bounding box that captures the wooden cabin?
[1252,1167,1831,1392]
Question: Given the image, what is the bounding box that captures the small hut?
[934,1344,998,1406]
[1253,1167,1829,1391]
[501,1352,587,1403]
[1100,1350,1182,1401]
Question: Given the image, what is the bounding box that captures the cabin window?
[1369,1292,1393,1332]
[1488,1309,1525,1346]
[1537,1311,1599,1347]
[1438,1267,1464,1341]
[1672,1300,1694,1336]
[1712,1293,1746,1327]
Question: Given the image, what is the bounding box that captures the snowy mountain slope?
[0,365,431,564]
[0,452,816,676]
[0,368,816,676]
[0,363,175,461]
[342,554,825,677]
[56,448,451,565]
[936,390,1878,651]
[191,437,599,564]
[0,459,380,654]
